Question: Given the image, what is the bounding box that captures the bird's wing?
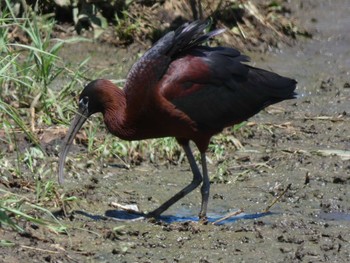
[123,21,224,115]
[159,46,297,131]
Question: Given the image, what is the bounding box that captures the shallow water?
[318,212,350,221]
[103,209,272,225]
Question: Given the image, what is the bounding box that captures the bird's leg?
[199,152,209,221]
[146,143,202,218]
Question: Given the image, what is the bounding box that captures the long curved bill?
[58,106,89,185]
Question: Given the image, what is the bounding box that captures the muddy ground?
[1,0,350,262]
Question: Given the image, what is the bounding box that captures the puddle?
[158,211,272,225]
[73,208,273,225]
[317,211,350,221]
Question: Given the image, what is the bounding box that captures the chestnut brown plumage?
[59,20,297,220]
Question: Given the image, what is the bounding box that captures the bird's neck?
[103,87,135,139]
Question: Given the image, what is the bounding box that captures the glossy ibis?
[59,20,297,220]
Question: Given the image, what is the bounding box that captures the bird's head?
[58,79,115,185]
[77,79,109,115]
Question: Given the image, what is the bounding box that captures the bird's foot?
[144,211,161,219]
[199,215,208,225]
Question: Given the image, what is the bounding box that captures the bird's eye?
[79,96,89,108]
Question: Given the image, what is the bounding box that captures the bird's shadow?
[72,209,272,225]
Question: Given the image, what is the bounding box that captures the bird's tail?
[247,66,297,106]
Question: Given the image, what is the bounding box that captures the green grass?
[0,3,83,235]
[0,188,67,234]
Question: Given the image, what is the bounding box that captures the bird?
[58,20,297,221]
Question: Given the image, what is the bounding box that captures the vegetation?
[1,2,82,235]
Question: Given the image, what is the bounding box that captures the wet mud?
[1,0,350,262]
